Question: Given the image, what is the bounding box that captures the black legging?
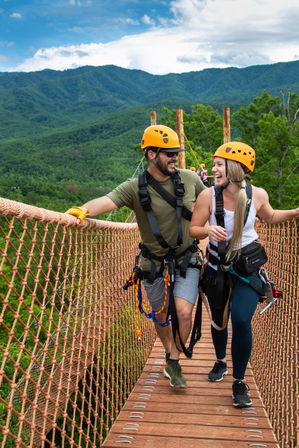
[204,265,261,380]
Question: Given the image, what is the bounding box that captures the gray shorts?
[143,259,200,312]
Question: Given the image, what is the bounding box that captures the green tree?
[232,91,299,208]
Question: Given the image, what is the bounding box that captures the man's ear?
[147,149,157,161]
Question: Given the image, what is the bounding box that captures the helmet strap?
[221,159,230,189]
[221,178,231,190]
[152,148,160,166]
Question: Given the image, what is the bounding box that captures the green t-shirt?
[107,169,206,270]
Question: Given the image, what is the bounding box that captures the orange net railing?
[0,198,156,448]
[252,220,298,448]
[0,198,298,448]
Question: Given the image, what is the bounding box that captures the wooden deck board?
[103,308,279,447]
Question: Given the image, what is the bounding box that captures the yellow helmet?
[189,166,196,171]
[213,141,255,172]
[141,125,184,151]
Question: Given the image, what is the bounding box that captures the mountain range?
[0,60,298,142]
[0,60,298,211]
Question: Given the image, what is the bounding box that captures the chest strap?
[138,170,192,250]
[214,182,252,262]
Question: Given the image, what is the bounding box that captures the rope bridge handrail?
[0,196,298,448]
[252,219,298,448]
[0,197,156,448]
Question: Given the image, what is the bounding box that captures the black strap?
[214,185,227,262]
[146,171,193,222]
[185,293,202,358]
[138,170,193,252]
[243,182,252,225]
[138,172,170,249]
[213,182,252,262]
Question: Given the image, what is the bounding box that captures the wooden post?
[176,109,185,169]
[223,107,231,143]
[150,111,156,125]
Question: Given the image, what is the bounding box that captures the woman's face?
[212,157,227,186]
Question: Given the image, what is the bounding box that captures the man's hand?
[66,206,90,221]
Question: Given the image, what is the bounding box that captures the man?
[67,124,206,388]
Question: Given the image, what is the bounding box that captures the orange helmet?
[213,141,255,172]
[141,125,185,152]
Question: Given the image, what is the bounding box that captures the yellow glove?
[66,206,90,221]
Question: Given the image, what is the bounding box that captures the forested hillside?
[0,60,298,141]
[0,61,298,212]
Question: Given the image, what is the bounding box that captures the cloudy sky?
[0,0,298,74]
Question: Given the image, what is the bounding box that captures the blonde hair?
[225,160,247,261]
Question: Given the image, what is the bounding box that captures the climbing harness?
[124,169,203,357]
[202,182,281,329]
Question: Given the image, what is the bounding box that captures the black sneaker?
[208,361,228,382]
[232,381,252,407]
[163,359,187,388]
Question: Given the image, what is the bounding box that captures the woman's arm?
[190,188,227,241]
[254,187,299,223]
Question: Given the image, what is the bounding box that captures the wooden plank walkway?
[103,307,279,447]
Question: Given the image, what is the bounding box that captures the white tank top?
[208,186,258,268]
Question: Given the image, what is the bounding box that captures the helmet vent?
[225,147,232,152]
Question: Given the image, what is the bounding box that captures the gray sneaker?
[208,361,228,382]
[232,381,252,407]
[163,360,187,388]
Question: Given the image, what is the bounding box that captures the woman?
[189,141,298,408]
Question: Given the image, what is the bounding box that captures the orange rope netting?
[0,197,298,448]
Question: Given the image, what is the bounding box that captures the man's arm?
[66,196,118,221]
[83,196,118,217]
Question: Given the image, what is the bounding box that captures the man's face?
[155,150,178,176]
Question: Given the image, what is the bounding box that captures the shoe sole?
[208,370,228,382]
[163,368,187,388]
[232,395,252,408]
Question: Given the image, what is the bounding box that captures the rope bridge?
[0,197,297,447]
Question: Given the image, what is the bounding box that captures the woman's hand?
[208,225,227,242]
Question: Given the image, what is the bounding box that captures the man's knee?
[175,302,193,323]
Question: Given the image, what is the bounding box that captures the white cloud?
[119,17,140,25]
[0,41,14,47]
[10,12,22,19]
[142,14,155,26]
[9,0,299,74]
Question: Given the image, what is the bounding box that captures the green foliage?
[0,61,298,142]
[232,91,299,208]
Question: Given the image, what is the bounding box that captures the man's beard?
[155,156,175,176]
